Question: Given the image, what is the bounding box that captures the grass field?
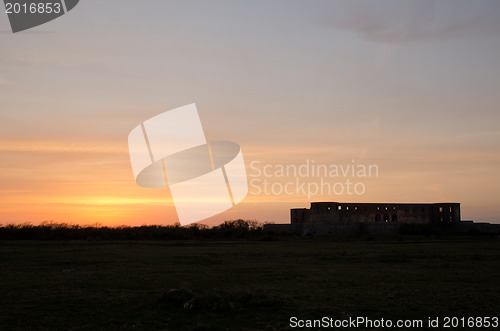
[0,238,499,330]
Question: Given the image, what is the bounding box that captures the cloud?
[321,0,500,44]
[0,140,126,153]
[0,76,11,85]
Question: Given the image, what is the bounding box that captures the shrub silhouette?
[0,220,264,240]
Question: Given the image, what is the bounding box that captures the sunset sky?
[1,0,500,226]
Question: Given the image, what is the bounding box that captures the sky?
[1,0,499,226]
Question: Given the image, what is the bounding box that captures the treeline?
[0,219,265,240]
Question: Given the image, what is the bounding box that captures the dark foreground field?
[0,239,499,330]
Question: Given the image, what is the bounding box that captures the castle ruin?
[291,202,461,225]
[262,202,500,235]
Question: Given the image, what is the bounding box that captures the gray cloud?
[321,0,500,43]
[0,76,11,85]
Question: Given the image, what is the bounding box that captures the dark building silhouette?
[291,202,461,225]
[262,201,500,235]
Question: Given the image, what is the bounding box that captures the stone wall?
[292,202,461,224]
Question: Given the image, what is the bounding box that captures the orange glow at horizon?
[1,137,499,226]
